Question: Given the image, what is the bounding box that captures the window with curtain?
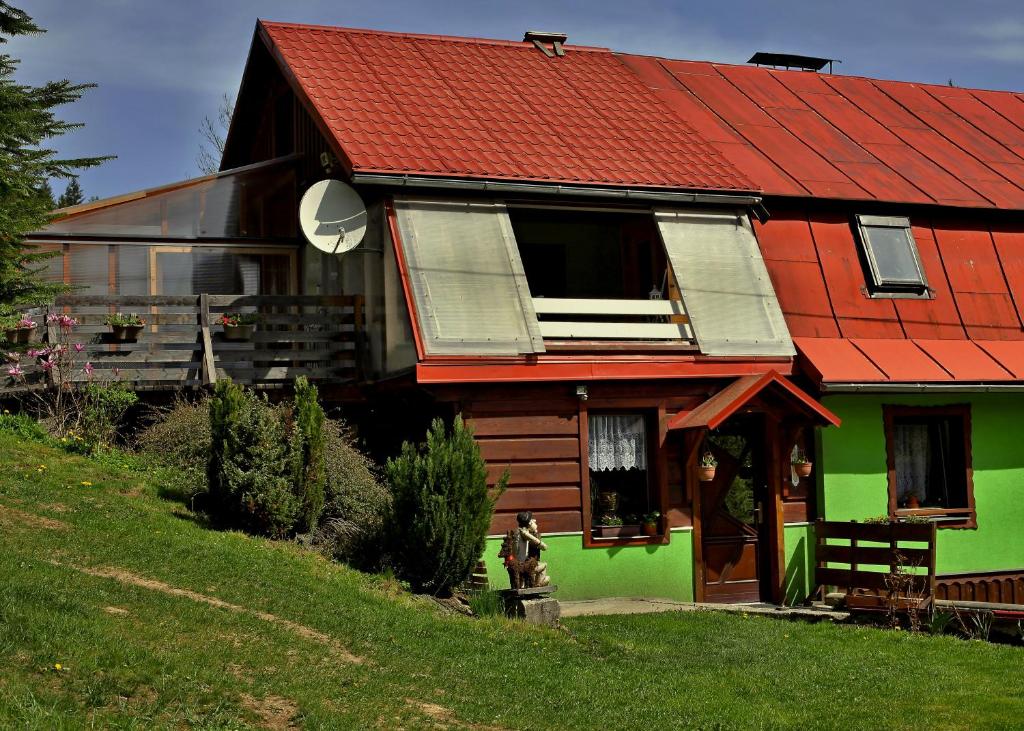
[588,413,657,537]
[884,405,973,527]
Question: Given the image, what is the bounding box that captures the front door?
[698,416,770,603]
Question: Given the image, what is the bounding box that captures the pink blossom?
[26,348,41,358]
[40,358,55,372]
[61,315,77,329]
[17,317,36,329]
[7,365,23,377]
[83,362,94,377]
[73,343,85,353]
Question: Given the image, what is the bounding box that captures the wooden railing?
[815,519,937,612]
[532,297,694,341]
[3,294,363,391]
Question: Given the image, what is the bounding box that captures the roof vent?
[748,51,839,73]
[524,30,567,58]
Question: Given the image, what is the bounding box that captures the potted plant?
[791,449,813,478]
[592,515,625,538]
[4,316,37,344]
[219,312,260,341]
[641,510,661,536]
[105,312,145,341]
[698,451,717,482]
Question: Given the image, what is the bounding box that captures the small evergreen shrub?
[386,416,506,595]
[314,419,391,569]
[289,376,326,533]
[207,380,299,538]
[204,379,333,539]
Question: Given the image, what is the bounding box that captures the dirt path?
[54,561,365,664]
[0,504,69,531]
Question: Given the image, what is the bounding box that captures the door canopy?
[667,370,840,431]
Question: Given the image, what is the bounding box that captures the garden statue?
[498,511,552,590]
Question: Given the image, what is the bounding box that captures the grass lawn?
[1,433,1023,730]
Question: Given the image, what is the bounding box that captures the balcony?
[532,297,695,346]
[2,294,364,393]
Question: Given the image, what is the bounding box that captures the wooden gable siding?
[439,381,718,536]
[757,209,1024,342]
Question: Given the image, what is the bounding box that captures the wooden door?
[699,417,769,603]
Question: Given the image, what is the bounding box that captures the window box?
[592,524,644,539]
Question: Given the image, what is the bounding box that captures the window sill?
[586,528,668,548]
[893,508,976,529]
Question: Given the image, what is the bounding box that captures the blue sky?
[9,0,1024,201]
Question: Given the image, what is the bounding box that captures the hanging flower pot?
[793,461,813,478]
[698,451,717,482]
[105,313,145,342]
[220,313,259,342]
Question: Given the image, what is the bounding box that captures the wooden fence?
[814,519,937,612]
[2,294,363,391]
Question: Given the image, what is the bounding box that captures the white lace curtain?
[588,414,647,472]
[894,423,929,503]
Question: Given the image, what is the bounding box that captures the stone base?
[500,589,561,626]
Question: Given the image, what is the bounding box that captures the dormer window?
[855,215,928,294]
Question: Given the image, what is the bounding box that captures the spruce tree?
[0,2,110,313]
[56,177,84,208]
[386,416,507,595]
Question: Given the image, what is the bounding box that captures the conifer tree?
[0,2,110,312]
[56,177,84,208]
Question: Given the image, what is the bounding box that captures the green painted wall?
[483,530,695,601]
[821,393,1024,575]
[783,523,814,604]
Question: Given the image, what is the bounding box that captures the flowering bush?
[16,317,36,330]
[219,312,260,327]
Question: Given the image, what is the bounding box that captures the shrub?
[386,416,506,595]
[289,376,326,533]
[137,396,211,501]
[77,383,139,450]
[207,380,299,538]
[314,419,391,569]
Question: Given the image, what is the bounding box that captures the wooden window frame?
[580,404,670,548]
[882,404,976,529]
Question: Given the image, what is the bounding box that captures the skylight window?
[855,215,928,292]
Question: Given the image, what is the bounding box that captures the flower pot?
[907,495,920,510]
[222,323,255,341]
[110,324,144,342]
[793,462,813,478]
[592,524,641,539]
[597,491,619,514]
[698,466,716,482]
[5,326,34,344]
[641,521,658,537]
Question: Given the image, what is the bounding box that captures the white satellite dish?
[298,180,368,255]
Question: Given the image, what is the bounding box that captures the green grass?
[1,433,1023,729]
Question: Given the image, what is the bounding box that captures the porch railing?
[3,294,363,391]
[531,297,694,342]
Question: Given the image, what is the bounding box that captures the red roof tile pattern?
[259,21,754,192]
[765,208,1024,383]
[628,56,1024,209]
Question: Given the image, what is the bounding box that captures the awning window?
[393,197,544,356]
[656,209,794,357]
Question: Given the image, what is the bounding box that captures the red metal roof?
[258,21,1024,209]
[666,371,840,430]
[259,22,755,193]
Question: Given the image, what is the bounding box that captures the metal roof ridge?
[258,19,610,52]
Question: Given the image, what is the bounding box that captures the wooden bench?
[814,519,937,612]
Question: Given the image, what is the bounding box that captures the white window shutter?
[393,197,544,355]
[656,208,794,356]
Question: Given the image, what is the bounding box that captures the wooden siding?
[936,570,1024,606]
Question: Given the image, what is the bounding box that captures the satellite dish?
[299,180,368,255]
